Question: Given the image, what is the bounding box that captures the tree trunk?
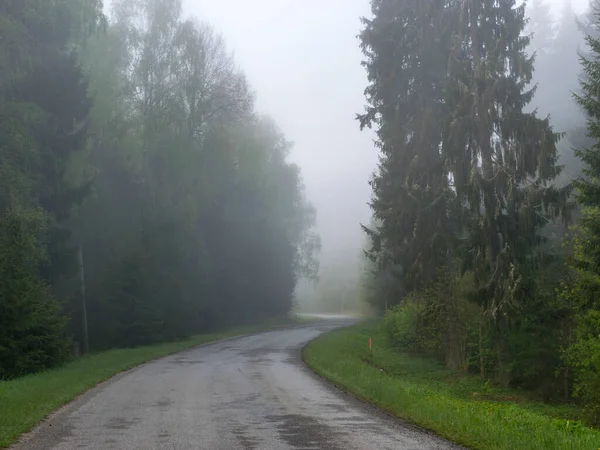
[496,314,511,387]
[446,318,463,370]
[479,307,485,380]
[445,297,464,370]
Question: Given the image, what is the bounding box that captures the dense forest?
[0,0,320,379]
[359,0,600,424]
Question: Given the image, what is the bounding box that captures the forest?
[0,0,320,379]
[359,0,600,424]
[6,0,600,432]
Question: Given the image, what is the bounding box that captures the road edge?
[300,330,466,450]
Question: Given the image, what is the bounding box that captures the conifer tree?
[358,0,454,298]
[565,6,600,423]
[445,0,565,384]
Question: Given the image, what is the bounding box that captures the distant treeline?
[359,0,600,425]
[0,0,320,379]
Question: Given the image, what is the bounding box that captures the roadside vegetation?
[0,317,301,449]
[304,321,600,450]
[356,0,600,429]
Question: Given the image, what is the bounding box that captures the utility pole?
[78,244,89,354]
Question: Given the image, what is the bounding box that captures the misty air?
[1,1,600,449]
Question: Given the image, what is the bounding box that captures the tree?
[565,6,600,422]
[525,1,586,260]
[0,204,69,379]
[0,0,102,374]
[72,0,320,347]
[0,0,319,372]
[445,0,566,385]
[358,0,455,299]
[359,217,399,313]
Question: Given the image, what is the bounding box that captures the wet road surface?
[13,318,460,450]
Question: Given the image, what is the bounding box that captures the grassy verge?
[0,318,297,448]
[303,321,600,450]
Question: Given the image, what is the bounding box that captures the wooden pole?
[78,244,89,354]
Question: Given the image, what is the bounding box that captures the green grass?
[0,318,296,448]
[303,321,600,450]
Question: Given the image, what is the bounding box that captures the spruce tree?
[358,0,454,299]
[445,0,565,385]
[566,6,600,423]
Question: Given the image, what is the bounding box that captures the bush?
[561,214,600,423]
[384,298,423,352]
[506,266,572,400]
[383,265,573,391]
[566,310,600,425]
[383,292,444,356]
[383,270,479,369]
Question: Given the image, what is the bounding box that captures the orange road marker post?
[369,336,373,354]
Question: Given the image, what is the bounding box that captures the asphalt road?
[13,318,460,450]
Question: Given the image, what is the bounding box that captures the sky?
[107,0,591,268]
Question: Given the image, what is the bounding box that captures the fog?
[182,0,587,258]
[164,0,590,312]
[180,0,376,268]
[91,0,595,317]
[5,0,600,429]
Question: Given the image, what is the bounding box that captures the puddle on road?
[170,355,205,365]
[104,416,141,430]
[154,399,174,409]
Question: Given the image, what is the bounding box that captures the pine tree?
[358,0,454,299]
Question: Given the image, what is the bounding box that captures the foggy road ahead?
[13,319,459,450]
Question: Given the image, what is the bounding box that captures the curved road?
[14,318,459,450]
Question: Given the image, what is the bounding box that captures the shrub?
[383,291,445,356]
[383,298,423,352]
[566,310,600,425]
